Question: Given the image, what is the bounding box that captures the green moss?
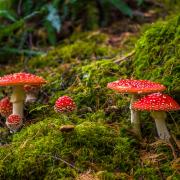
[72,59,131,110]
[0,118,138,179]
[32,59,131,114]
[134,167,159,179]
[29,32,118,68]
[134,15,180,93]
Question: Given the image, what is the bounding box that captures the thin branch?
[114,50,135,64]
[40,154,81,172]
[17,0,23,15]
[53,155,81,171]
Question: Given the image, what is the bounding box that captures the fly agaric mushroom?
[133,92,180,141]
[54,96,76,113]
[107,79,166,138]
[0,97,12,117]
[0,73,46,118]
[24,85,40,103]
[6,114,22,132]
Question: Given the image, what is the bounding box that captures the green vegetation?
[0,13,180,179]
[134,15,180,93]
[29,32,118,68]
[0,118,138,179]
[0,0,143,62]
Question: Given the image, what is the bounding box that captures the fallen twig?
[40,154,81,172]
[114,50,135,64]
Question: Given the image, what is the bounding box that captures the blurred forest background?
[0,0,178,63]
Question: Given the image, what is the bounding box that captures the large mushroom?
[133,92,180,141]
[0,73,46,119]
[107,79,166,138]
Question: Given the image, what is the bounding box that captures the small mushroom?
[107,79,166,138]
[24,85,40,103]
[60,125,75,132]
[54,96,76,113]
[54,96,76,125]
[6,114,22,132]
[133,92,180,141]
[0,73,46,118]
[0,97,12,118]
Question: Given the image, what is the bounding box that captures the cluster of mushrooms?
[0,72,76,132]
[0,72,179,142]
[107,79,180,141]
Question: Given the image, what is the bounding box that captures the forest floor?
[0,2,180,180]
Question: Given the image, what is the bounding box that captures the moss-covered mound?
[0,117,138,179]
[134,15,180,95]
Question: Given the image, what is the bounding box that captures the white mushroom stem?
[25,92,37,103]
[10,86,25,118]
[151,111,171,141]
[130,94,141,138]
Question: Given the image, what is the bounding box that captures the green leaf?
[136,0,143,6]
[0,19,24,41]
[0,10,16,22]
[29,105,49,114]
[68,0,78,4]
[46,4,61,32]
[44,20,57,45]
[109,0,132,17]
[0,47,45,56]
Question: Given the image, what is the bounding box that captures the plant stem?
[10,86,25,118]
[130,94,141,138]
[151,111,171,141]
[25,93,37,103]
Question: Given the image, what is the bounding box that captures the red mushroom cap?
[7,114,22,124]
[54,96,76,113]
[0,97,12,117]
[107,79,166,94]
[0,72,46,86]
[133,93,180,111]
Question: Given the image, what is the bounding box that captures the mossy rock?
[133,15,180,95]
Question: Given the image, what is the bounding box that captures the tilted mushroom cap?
[7,114,22,124]
[0,72,46,86]
[107,79,166,94]
[54,96,76,113]
[0,97,12,117]
[133,93,180,111]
